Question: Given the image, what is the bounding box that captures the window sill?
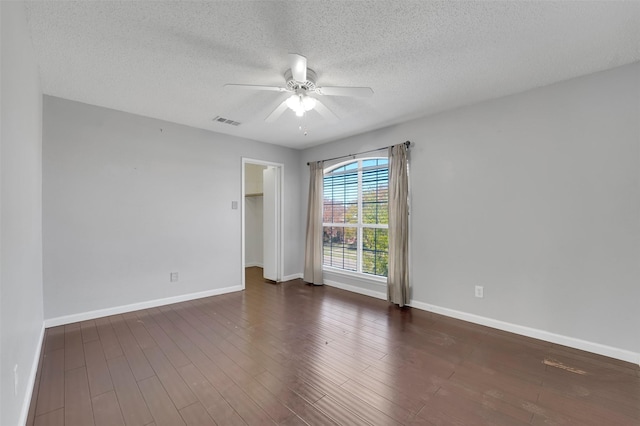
[322,267,387,286]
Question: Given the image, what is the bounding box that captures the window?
[323,158,389,277]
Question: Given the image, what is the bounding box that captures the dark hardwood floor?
[27,267,639,425]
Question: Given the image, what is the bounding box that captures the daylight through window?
[323,158,389,277]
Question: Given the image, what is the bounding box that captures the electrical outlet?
[14,364,18,396]
[475,285,484,298]
[170,272,179,282]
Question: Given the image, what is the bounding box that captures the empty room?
[1,1,639,425]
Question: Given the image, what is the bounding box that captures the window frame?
[322,157,389,280]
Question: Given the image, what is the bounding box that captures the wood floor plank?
[361,363,444,402]
[35,348,65,416]
[33,408,64,426]
[277,416,308,426]
[44,327,65,353]
[399,412,433,426]
[109,315,155,381]
[299,368,404,426]
[223,362,297,424]
[347,368,424,414]
[136,310,192,368]
[255,370,325,406]
[162,323,274,425]
[64,367,94,426]
[313,395,372,426]
[195,362,276,425]
[254,371,338,426]
[340,378,421,423]
[449,362,540,403]
[138,375,186,426]
[28,267,640,426]
[95,317,123,360]
[170,305,267,377]
[107,355,154,426]
[64,324,85,371]
[92,390,125,426]
[177,363,247,426]
[178,402,217,426]
[83,339,113,397]
[143,345,198,409]
[536,386,637,425]
[124,312,157,350]
[80,320,100,343]
[419,386,531,426]
[529,402,603,426]
[539,372,640,420]
[437,376,534,423]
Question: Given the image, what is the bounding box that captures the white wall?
[245,163,265,195]
[1,2,45,425]
[43,96,302,321]
[245,196,264,267]
[244,163,265,267]
[301,63,640,361]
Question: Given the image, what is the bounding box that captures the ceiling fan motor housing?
[285,69,317,92]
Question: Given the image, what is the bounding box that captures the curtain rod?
[306,141,410,166]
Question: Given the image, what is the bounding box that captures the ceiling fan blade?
[224,84,288,92]
[265,100,289,123]
[313,99,338,122]
[289,53,307,82]
[315,86,374,97]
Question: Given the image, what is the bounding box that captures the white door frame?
[241,158,284,289]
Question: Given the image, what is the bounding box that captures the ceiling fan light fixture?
[286,94,316,117]
[302,96,316,111]
[286,94,301,111]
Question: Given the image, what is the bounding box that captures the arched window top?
[324,157,388,174]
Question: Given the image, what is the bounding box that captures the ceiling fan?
[225,54,374,123]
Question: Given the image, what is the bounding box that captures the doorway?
[241,158,284,289]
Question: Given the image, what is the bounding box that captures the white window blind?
[322,158,389,277]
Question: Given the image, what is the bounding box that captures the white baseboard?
[282,272,303,282]
[245,262,263,268]
[409,300,640,366]
[317,275,639,365]
[19,323,45,426]
[324,279,387,300]
[44,285,243,328]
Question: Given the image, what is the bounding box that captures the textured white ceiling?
[25,1,640,149]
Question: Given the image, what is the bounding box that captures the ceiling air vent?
[212,116,241,126]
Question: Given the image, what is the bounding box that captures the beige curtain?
[303,161,324,285]
[387,143,410,306]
